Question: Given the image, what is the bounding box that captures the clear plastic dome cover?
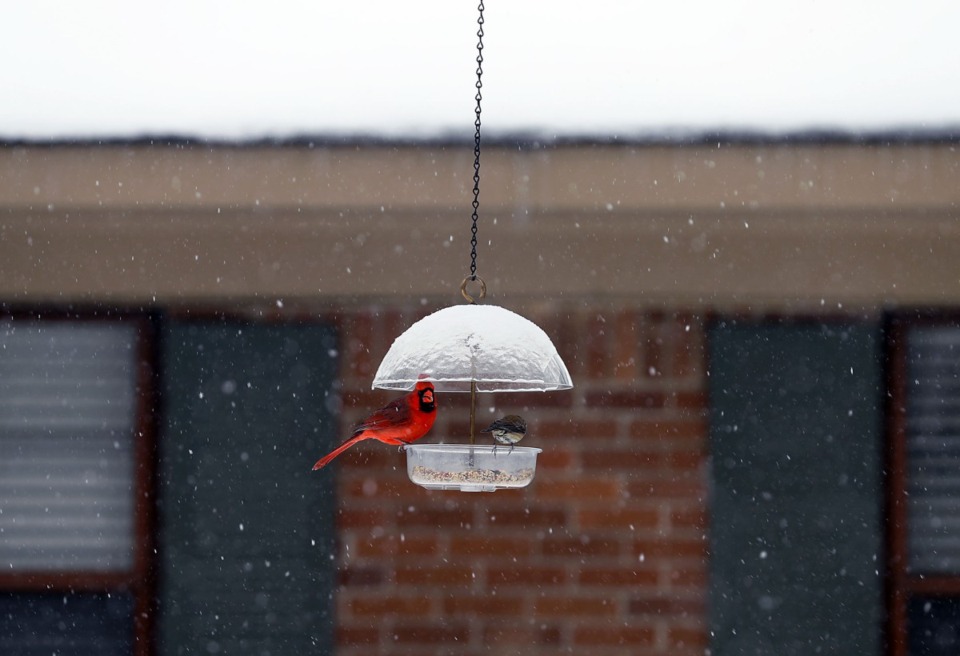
[372,304,573,392]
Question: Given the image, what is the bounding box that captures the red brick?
[664,449,706,470]
[537,447,575,469]
[585,389,666,409]
[643,317,664,379]
[391,623,470,645]
[669,626,709,649]
[674,390,708,409]
[580,449,705,471]
[586,313,610,378]
[665,566,708,588]
[534,597,617,617]
[630,418,706,441]
[541,535,622,557]
[633,538,708,559]
[337,566,384,586]
[437,392,483,410]
[483,507,568,528]
[449,536,533,557]
[537,419,619,440]
[627,478,706,500]
[656,314,684,378]
[613,311,641,380]
[380,308,407,354]
[336,447,407,470]
[578,567,658,586]
[549,313,580,380]
[629,595,705,617]
[355,535,440,558]
[349,595,432,616]
[336,508,389,529]
[443,595,524,616]
[343,312,375,381]
[488,567,567,586]
[581,449,662,470]
[396,566,474,586]
[671,508,707,530]
[572,625,655,646]
[578,508,658,530]
[396,506,474,528]
[672,313,705,378]
[666,449,706,470]
[535,477,622,500]
[493,391,574,409]
[482,624,562,646]
[336,626,380,646]
[443,419,483,438]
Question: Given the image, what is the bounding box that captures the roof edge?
[2,128,960,149]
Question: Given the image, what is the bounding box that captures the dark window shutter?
[158,321,338,655]
[708,322,883,655]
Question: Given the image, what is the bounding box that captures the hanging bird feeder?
[374,301,572,492]
[373,2,573,492]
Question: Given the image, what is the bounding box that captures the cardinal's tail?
[312,434,364,470]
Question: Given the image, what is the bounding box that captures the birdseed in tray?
[411,465,535,486]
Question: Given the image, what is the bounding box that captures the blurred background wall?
[1,138,959,655]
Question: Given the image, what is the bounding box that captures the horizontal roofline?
[2,128,960,149]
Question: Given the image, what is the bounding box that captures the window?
[0,316,340,655]
[0,317,154,655]
[889,320,960,656]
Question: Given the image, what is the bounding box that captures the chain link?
[469,1,485,281]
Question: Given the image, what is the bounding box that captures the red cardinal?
[311,380,437,470]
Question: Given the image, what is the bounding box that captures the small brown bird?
[481,414,527,452]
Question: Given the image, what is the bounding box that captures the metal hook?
[460,275,487,304]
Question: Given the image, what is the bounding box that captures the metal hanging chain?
[460,0,487,305]
[468,0,484,283]
[468,3,485,444]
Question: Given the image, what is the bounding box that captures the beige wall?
[1,142,958,311]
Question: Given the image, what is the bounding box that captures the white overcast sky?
[2,0,959,140]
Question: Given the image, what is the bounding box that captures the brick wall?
[329,303,708,655]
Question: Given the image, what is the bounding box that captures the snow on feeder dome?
[372,304,572,393]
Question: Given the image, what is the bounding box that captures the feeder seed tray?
[405,444,542,492]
